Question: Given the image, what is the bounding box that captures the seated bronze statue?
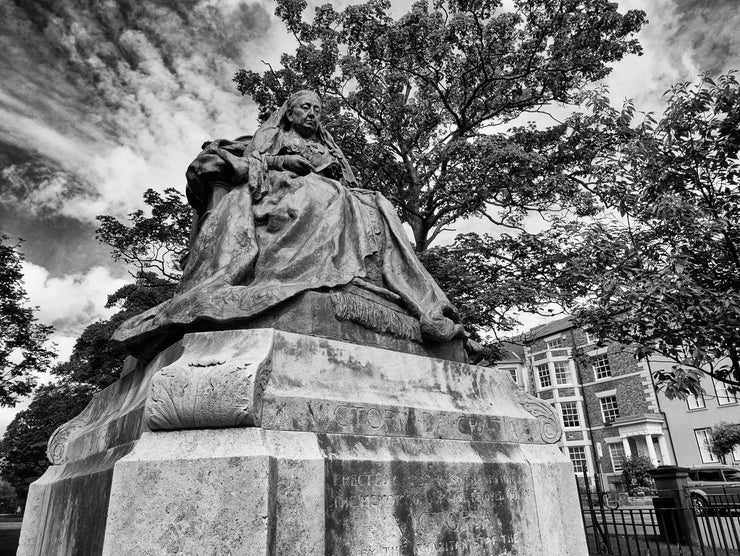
[113,90,466,359]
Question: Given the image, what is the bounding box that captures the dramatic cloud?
[0,0,283,223]
[608,0,740,111]
[21,262,128,338]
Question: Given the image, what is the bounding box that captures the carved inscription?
[332,405,437,434]
[455,415,524,442]
[370,534,522,556]
[302,401,542,444]
[325,460,533,556]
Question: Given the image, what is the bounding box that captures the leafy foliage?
[711,421,740,460]
[0,188,184,504]
[0,276,176,505]
[0,383,96,504]
[572,73,740,397]
[0,478,19,513]
[418,228,594,339]
[621,455,655,495]
[96,188,192,281]
[235,0,645,250]
[0,236,55,407]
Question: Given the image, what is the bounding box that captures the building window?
[686,393,706,410]
[584,331,597,345]
[608,443,625,472]
[599,396,620,423]
[501,367,518,384]
[568,446,588,474]
[714,379,738,406]
[732,444,740,464]
[537,364,552,388]
[553,361,572,385]
[546,337,564,349]
[560,401,580,428]
[593,355,612,380]
[694,428,719,463]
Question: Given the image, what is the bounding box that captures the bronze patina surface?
[113,90,464,358]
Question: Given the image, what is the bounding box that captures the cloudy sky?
[1,0,739,432]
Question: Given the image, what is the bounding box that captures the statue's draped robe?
[113,105,461,347]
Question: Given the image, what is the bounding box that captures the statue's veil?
[247,90,358,188]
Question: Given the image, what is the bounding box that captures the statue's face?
[287,94,321,136]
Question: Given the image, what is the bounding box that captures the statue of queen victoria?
[113,90,465,358]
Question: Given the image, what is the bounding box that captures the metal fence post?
[649,466,701,547]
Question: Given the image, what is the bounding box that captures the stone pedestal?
[19,329,587,555]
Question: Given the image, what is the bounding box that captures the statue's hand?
[420,304,465,343]
[281,155,315,175]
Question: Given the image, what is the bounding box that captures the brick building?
[496,316,674,490]
[497,316,740,489]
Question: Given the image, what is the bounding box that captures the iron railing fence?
[704,489,740,508]
[578,473,740,556]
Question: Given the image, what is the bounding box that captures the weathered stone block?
[19,330,587,555]
[100,429,584,556]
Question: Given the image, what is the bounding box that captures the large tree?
[0,275,177,505]
[1,190,186,504]
[0,236,54,407]
[234,0,645,250]
[569,74,740,397]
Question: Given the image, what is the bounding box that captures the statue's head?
[286,90,322,137]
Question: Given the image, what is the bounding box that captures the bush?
[622,455,655,495]
[711,422,740,460]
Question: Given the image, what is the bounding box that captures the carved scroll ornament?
[144,331,274,431]
[515,389,562,444]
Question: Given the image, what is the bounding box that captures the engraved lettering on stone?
[330,404,437,435]
[326,462,529,555]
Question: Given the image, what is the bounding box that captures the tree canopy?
[234,0,645,250]
[0,274,176,505]
[0,383,96,503]
[1,189,183,504]
[569,74,740,397]
[96,188,191,281]
[0,236,54,407]
[711,422,740,460]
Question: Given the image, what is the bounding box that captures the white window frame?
[584,331,597,345]
[694,428,719,463]
[714,379,738,406]
[608,443,625,472]
[593,355,612,380]
[560,401,581,428]
[732,443,740,463]
[553,360,572,385]
[686,393,706,410]
[537,363,552,389]
[599,395,620,423]
[546,337,564,349]
[568,446,588,474]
